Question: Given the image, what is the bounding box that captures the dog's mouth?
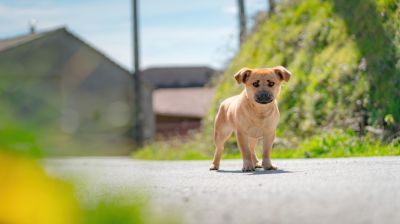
[254,91,274,104]
[255,99,273,104]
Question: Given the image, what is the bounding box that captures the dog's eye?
[268,80,275,87]
[252,81,260,88]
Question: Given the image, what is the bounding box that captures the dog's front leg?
[249,137,262,168]
[236,131,255,172]
[262,131,278,170]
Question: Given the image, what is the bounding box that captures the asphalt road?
[44,157,400,224]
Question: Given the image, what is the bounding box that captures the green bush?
[0,105,43,157]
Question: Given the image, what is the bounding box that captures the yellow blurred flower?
[0,153,79,224]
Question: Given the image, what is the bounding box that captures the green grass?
[277,129,400,158]
[80,193,179,224]
[133,129,400,160]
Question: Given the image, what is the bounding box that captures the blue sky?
[0,0,267,70]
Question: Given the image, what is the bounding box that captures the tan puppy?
[210,66,291,172]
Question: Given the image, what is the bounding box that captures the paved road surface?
[44,157,400,224]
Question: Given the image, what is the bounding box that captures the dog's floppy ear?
[273,66,292,82]
[234,67,252,84]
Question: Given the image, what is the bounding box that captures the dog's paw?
[209,164,219,171]
[263,164,278,170]
[262,159,278,170]
[242,160,256,172]
[254,161,263,168]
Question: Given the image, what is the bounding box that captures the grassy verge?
[133,129,400,160]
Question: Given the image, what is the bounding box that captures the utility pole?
[268,0,275,15]
[132,0,143,147]
[238,0,246,46]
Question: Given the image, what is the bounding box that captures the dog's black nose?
[255,91,273,104]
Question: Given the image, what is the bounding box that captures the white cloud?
[222,5,238,14]
[222,0,267,16]
[140,26,237,68]
[140,0,233,17]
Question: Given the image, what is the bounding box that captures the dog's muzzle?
[255,91,274,104]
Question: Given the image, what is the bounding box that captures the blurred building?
[142,67,216,137]
[142,66,215,88]
[153,87,214,137]
[0,27,154,142]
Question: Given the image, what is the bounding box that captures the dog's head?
[234,66,291,105]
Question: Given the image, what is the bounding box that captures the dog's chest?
[246,126,264,138]
[236,101,279,137]
[243,116,276,138]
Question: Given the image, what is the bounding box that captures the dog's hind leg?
[210,110,232,170]
[249,137,262,168]
[210,126,232,170]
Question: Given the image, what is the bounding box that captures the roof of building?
[153,87,215,118]
[0,30,47,53]
[141,66,216,89]
[0,27,133,76]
